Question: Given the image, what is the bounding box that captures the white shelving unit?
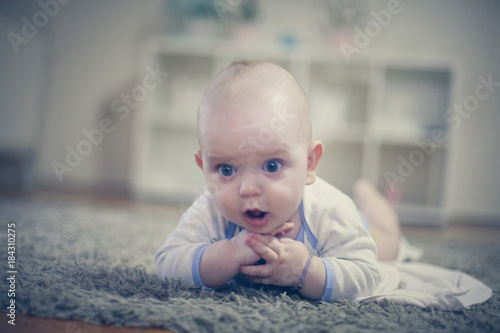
[131,36,455,226]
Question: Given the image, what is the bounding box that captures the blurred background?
[0,0,499,226]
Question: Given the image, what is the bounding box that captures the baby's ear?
[305,140,323,185]
[194,150,204,170]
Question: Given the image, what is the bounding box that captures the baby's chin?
[229,219,278,235]
[228,211,296,235]
[241,225,274,235]
[249,221,292,236]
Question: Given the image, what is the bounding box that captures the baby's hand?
[269,222,294,237]
[230,229,261,266]
[239,233,310,287]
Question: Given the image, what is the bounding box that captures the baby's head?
[195,61,323,234]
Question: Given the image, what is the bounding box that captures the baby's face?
[196,87,318,234]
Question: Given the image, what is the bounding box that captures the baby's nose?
[238,173,261,197]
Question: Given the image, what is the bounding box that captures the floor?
[0,314,175,333]
[401,223,500,245]
[1,190,499,333]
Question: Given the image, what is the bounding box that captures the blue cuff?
[320,258,335,301]
[192,244,211,288]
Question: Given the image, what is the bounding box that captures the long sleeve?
[155,192,226,286]
[303,178,380,301]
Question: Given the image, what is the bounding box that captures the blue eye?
[217,164,236,177]
[264,160,283,173]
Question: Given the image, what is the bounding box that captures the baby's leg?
[353,179,401,261]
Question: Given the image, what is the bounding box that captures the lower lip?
[244,212,269,228]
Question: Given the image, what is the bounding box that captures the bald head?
[197,61,311,145]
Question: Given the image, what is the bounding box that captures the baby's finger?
[278,237,296,245]
[246,276,272,285]
[239,264,273,277]
[270,222,294,237]
[246,234,279,262]
[251,233,281,250]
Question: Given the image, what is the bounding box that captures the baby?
[155,60,401,301]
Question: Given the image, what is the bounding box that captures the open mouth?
[244,209,269,228]
[246,210,267,219]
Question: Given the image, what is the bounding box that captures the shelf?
[377,144,447,208]
[139,129,206,198]
[308,63,371,135]
[377,130,449,149]
[151,53,214,129]
[132,37,455,225]
[378,67,452,134]
[317,141,364,197]
[395,203,447,227]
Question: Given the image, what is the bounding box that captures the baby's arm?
[200,222,294,287]
[199,229,260,287]
[240,230,379,301]
[239,205,380,301]
[156,223,260,288]
[156,193,252,287]
[155,192,297,288]
[240,234,326,300]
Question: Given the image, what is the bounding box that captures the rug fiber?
[1,197,499,332]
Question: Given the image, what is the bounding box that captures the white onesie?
[155,177,380,301]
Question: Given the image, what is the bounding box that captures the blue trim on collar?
[226,221,244,239]
[224,202,317,250]
[296,203,305,243]
[226,221,237,239]
[299,201,317,249]
[225,202,317,249]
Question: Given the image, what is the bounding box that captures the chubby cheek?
[208,181,239,218]
[204,173,227,199]
[268,177,304,216]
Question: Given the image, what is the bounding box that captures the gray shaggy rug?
[0,196,499,332]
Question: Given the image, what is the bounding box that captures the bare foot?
[353,179,401,261]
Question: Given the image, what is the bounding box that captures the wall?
[0,0,165,194]
[0,0,498,222]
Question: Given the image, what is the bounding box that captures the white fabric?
[156,176,492,309]
[355,240,493,310]
[395,236,423,262]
